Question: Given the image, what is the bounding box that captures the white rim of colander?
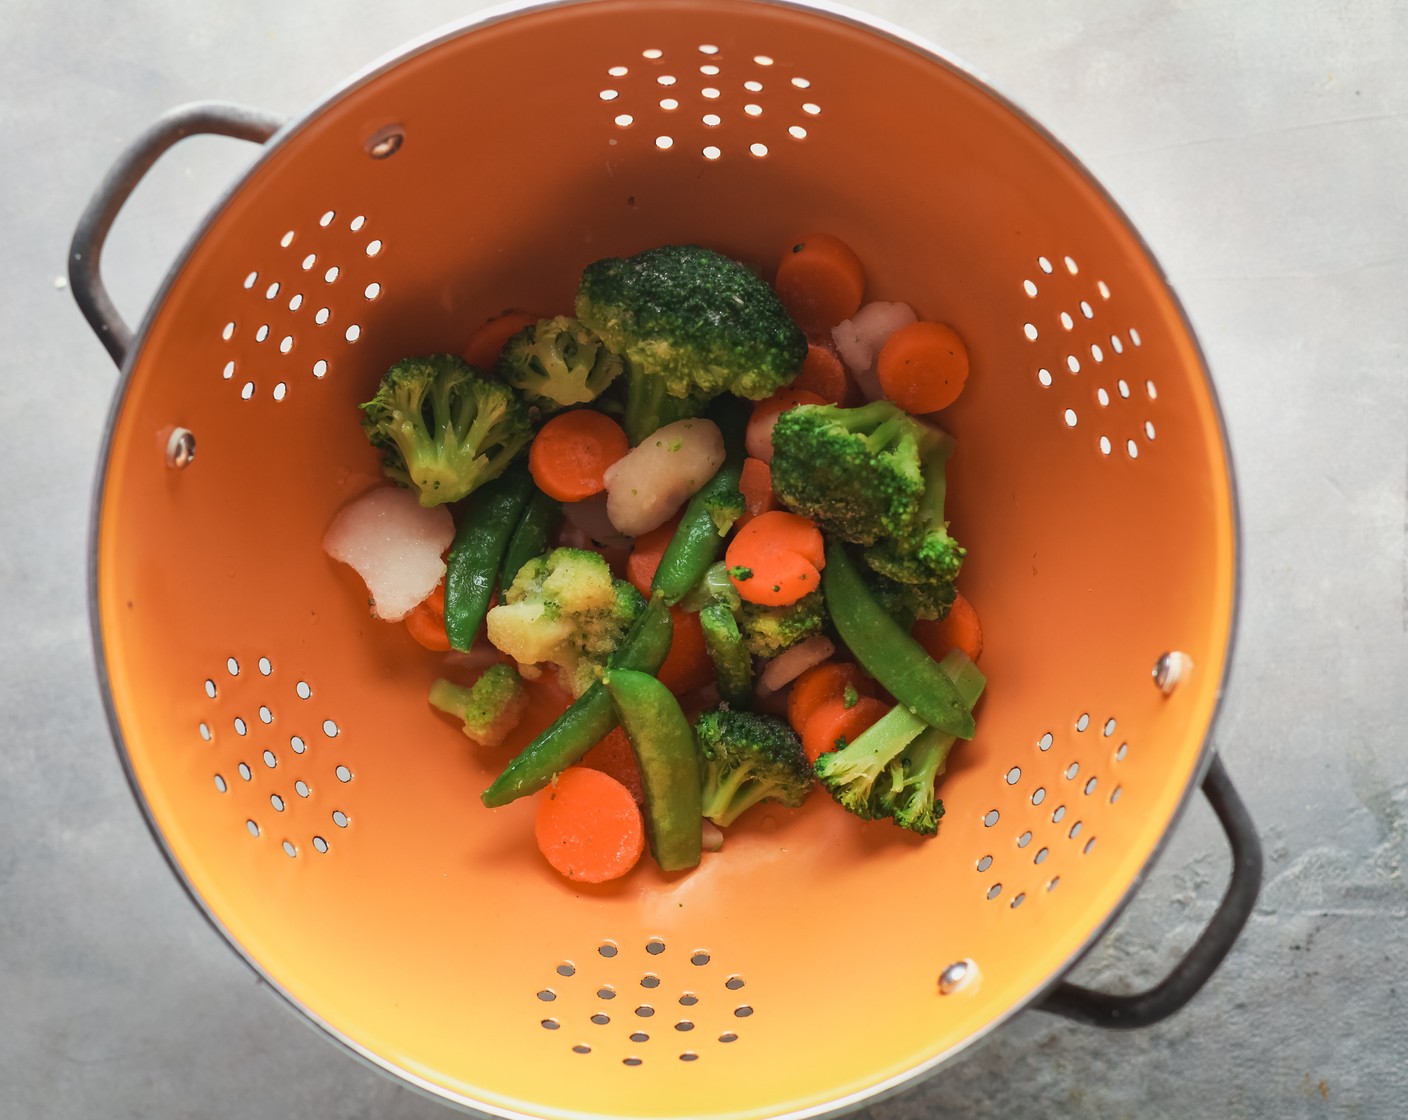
[87,2,1242,1118]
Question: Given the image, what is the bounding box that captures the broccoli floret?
[769,400,940,545]
[485,547,646,697]
[576,245,807,443]
[860,426,965,598]
[771,399,965,616]
[735,590,827,658]
[360,354,532,507]
[428,665,529,747]
[497,315,623,412]
[813,650,986,834]
[694,707,812,827]
[862,565,958,629]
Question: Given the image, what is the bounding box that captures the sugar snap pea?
[699,602,754,709]
[602,669,703,871]
[821,539,976,739]
[499,487,561,589]
[651,397,749,604]
[444,465,535,651]
[479,595,673,807]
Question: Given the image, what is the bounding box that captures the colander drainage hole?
[719,1032,738,1043]
[725,976,745,990]
[640,974,660,988]
[557,963,575,976]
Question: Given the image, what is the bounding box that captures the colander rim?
[84,1,1243,1116]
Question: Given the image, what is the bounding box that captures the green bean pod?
[821,539,976,739]
[444,466,536,650]
[480,595,674,807]
[602,669,703,872]
[699,602,754,710]
[651,396,749,605]
[499,487,562,589]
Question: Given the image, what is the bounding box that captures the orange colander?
[70,2,1261,1117]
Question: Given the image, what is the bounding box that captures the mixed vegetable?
[323,237,985,883]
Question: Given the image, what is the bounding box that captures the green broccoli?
[360,354,532,507]
[813,649,985,835]
[770,399,965,619]
[485,547,645,697]
[859,425,965,595]
[769,399,940,545]
[428,664,529,747]
[862,565,958,630]
[576,244,807,443]
[735,590,827,658]
[496,315,623,412]
[694,707,813,827]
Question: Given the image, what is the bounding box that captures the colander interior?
[92,2,1235,1117]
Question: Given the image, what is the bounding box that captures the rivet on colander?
[365,126,404,159]
[165,427,195,469]
[937,959,977,995]
[1153,651,1193,694]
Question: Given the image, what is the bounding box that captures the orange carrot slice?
[528,409,630,503]
[725,510,825,606]
[800,695,888,763]
[911,592,984,664]
[786,661,875,737]
[534,767,645,883]
[773,233,866,336]
[876,320,970,414]
[463,309,541,371]
[790,343,851,404]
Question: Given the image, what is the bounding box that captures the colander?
[70,2,1263,1117]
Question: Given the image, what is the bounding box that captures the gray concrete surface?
[2,0,1404,1117]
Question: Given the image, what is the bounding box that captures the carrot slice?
[534,767,645,883]
[463,309,541,371]
[403,582,450,651]
[786,661,875,737]
[745,387,827,463]
[790,343,851,404]
[579,725,645,806]
[800,695,889,763]
[911,592,984,664]
[625,514,682,596]
[734,457,777,530]
[773,233,866,336]
[725,510,825,606]
[656,606,714,695]
[529,409,630,503]
[876,320,970,414]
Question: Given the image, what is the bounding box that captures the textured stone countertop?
[2,1,1404,1117]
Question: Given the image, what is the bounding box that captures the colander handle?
[1038,754,1262,1029]
[69,101,285,366]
